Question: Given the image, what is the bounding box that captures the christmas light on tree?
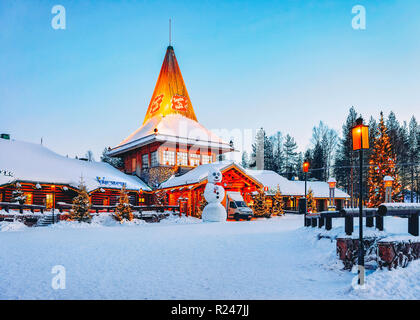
[70,177,92,222]
[114,185,134,222]
[251,188,268,217]
[306,188,317,213]
[11,182,26,205]
[367,112,402,207]
[271,186,284,216]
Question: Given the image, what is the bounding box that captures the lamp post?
[351,117,369,287]
[327,178,337,210]
[384,176,394,203]
[303,161,310,226]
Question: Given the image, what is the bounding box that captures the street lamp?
[384,176,394,203]
[327,178,337,210]
[303,161,310,226]
[351,117,369,287]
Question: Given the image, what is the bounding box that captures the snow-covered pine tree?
[367,112,403,207]
[154,189,167,206]
[283,134,298,180]
[113,185,133,222]
[271,186,284,216]
[101,147,124,169]
[11,182,26,205]
[306,188,317,213]
[70,178,92,222]
[252,188,268,217]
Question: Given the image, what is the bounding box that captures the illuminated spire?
[143,46,197,124]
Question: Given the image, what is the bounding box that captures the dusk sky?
[1,0,419,160]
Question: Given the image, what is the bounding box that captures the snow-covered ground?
[0,214,419,300]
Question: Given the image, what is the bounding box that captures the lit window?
[46,194,53,209]
[131,158,137,172]
[163,150,175,166]
[202,154,212,164]
[151,151,159,167]
[142,154,149,169]
[139,197,145,204]
[24,193,33,205]
[177,152,188,166]
[190,154,200,166]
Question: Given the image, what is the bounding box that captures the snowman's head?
[208,167,222,183]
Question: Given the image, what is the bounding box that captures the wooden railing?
[0,202,46,213]
[305,203,420,237]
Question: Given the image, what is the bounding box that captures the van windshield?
[235,201,247,207]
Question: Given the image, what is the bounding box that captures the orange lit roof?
[143,46,197,124]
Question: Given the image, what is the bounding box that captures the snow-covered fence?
[0,202,46,214]
[306,204,420,237]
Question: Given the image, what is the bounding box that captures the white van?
[226,191,253,221]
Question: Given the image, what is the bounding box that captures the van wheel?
[234,214,240,221]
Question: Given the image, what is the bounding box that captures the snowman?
[201,166,227,222]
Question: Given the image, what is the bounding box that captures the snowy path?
[0,215,419,299]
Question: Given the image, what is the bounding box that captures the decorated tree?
[252,188,268,217]
[154,189,167,206]
[306,188,317,213]
[11,182,26,205]
[271,186,284,216]
[70,178,92,222]
[114,185,133,222]
[196,191,207,218]
[367,112,403,207]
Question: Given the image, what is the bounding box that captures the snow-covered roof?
[0,138,151,192]
[246,169,350,198]
[160,161,253,189]
[108,114,233,156]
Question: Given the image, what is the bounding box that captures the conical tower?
[143,46,197,124]
[109,45,233,186]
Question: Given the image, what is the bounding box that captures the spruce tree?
[70,178,92,222]
[114,185,133,222]
[252,188,268,217]
[283,134,298,179]
[306,188,317,213]
[271,186,284,216]
[11,182,26,205]
[367,112,402,207]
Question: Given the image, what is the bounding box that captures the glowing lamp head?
[327,178,337,189]
[352,118,369,150]
[384,176,394,188]
[303,161,310,173]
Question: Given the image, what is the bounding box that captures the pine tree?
[11,182,26,205]
[271,131,284,174]
[306,188,317,213]
[251,188,268,217]
[154,189,167,206]
[367,112,403,207]
[101,147,124,169]
[114,185,134,222]
[283,134,298,179]
[70,178,92,222]
[311,142,325,181]
[250,128,276,171]
[241,151,249,169]
[271,186,284,216]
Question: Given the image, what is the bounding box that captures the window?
[189,154,200,166]
[151,151,159,167]
[24,193,33,205]
[103,197,110,206]
[139,197,145,204]
[177,152,188,166]
[163,150,175,166]
[131,158,137,172]
[45,194,53,209]
[201,154,212,164]
[142,154,149,169]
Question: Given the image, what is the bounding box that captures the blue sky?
[1,0,419,159]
